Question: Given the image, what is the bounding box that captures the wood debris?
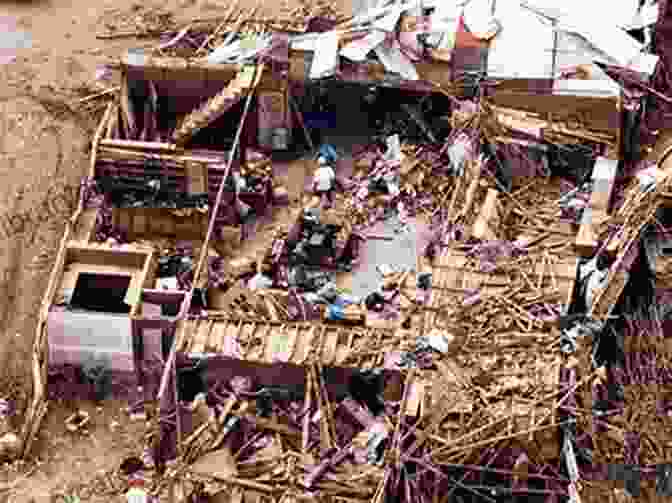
[21,13,672,503]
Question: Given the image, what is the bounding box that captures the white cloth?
[249,273,273,291]
[126,488,148,503]
[314,166,336,192]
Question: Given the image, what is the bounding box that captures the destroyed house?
[23,1,672,501]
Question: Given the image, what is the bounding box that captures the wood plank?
[489,91,618,135]
[334,328,355,365]
[237,322,255,358]
[321,328,340,366]
[248,323,271,361]
[186,161,208,194]
[224,320,242,356]
[237,322,256,360]
[575,208,605,257]
[575,157,617,256]
[121,51,453,91]
[405,379,426,418]
[439,250,460,294]
[131,250,155,316]
[104,104,118,140]
[90,102,114,178]
[533,257,579,280]
[265,324,288,363]
[119,72,137,138]
[191,320,211,354]
[472,189,501,241]
[118,208,132,236]
[172,65,263,145]
[175,321,189,352]
[295,325,314,364]
[207,321,225,353]
[133,210,148,237]
[72,208,99,243]
[590,158,618,213]
[285,325,300,363]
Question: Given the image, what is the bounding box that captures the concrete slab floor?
[340,216,431,299]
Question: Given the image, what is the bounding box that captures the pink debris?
[304,446,353,488]
[339,397,376,429]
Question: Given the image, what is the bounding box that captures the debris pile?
[21,0,672,501]
[344,140,456,229]
[166,369,568,502]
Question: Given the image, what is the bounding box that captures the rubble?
[17,0,672,501]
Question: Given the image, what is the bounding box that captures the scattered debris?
[17,1,672,502]
[65,410,91,433]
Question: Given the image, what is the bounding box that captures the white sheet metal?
[309,31,340,79]
[340,30,387,62]
[462,0,497,35]
[555,17,643,67]
[553,31,614,79]
[483,0,644,77]
[522,0,642,30]
[374,41,420,80]
[628,52,660,76]
[553,79,621,97]
[486,0,556,78]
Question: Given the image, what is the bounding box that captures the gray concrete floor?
[348,216,429,299]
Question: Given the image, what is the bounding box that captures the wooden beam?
[589,238,640,320]
[99,138,178,152]
[186,161,208,194]
[574,208,605,257]
[590,157,618,214]
[119,50,454,91]
[472,188,501,241]
[119,71,137,139]
[574,157,617,257]
[489,91,619,136]
[90,102,114,179]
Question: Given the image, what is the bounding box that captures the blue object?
[319,144,339,163]
[327,303,344,320]
[304,112,336,130]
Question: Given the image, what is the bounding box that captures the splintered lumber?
[472,188,501,241]
[589,238,639,320]
[589,158,618,213]
[178,319,400,369]
[574,207,602,258]
[90,102,114,178]
[119,72,137,139]
[172,65,264,145]
[488,91,619,137]
[574,157,617,257]
[117,51,454,91]
[98,139,178,152]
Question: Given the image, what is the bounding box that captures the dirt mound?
[0,95,64,184]
[0,92,90,416]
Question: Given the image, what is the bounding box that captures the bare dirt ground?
[0,0,352,501]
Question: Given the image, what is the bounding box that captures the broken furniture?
[265,207,362,276]
[93,144,253,244]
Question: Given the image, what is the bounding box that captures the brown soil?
[0,0,352,500]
